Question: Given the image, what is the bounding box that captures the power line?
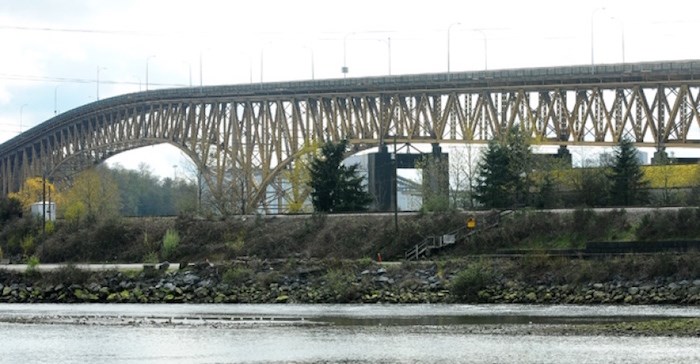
[0,24,350,39]
[0,25,171,37]
[0,73,186,87]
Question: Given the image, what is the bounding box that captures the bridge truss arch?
[3,60,700,213]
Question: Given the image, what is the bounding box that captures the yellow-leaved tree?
[63,167,120,223]
[9,176,58,211]
[283,140,318,213]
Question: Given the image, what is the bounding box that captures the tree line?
[472,127,650,209]
[0,130,686,224]
[4,164,198,224]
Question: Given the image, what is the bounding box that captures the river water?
[0,304,698,363]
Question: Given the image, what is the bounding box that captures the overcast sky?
[1,0,699,177]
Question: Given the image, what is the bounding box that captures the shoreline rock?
[1,261,699,305]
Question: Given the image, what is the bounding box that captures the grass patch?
[222,266,253,286]
[161,229,180,259]
[582,318,700,337]
[323,268,358,302]
[450,260,494,302]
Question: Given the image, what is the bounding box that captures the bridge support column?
[652,148,669,165]
[367,145,393,211]
[422,143,450,209]
[556,145,572,166]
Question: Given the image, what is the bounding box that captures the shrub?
[225,231,246,255]
[63,201,86,225]
[222,267,253,286]
[450,260,494,302]
[323,268,358,302]
[26,255,40,274]
[21,235,35,256]
[256,271,282,287]
[0,196,22,223]
[43,264,91,286]
[162,229,180,259]
[143,251,159,264]
[44,220,55,234]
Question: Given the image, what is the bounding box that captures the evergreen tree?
[607,138,649,206]
[0,197,22,223]
[308,140,372,212]
[474,140,512,208]
[474,127,532,208]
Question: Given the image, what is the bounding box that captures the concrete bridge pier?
[367,145,393,211]
[652,147,669,164]
[556,145,572,166]
[422,143,450,208]
[367,143,449,212]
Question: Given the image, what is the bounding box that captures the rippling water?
[0,304,698,363]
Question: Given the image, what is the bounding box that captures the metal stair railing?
[404,209,515,261]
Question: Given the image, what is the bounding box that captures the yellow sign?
[467,217,476,229]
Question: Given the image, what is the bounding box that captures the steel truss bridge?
[3,60,700,213]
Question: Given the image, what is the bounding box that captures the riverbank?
[2,255,700,305]
[1,312,697,337]
[2,304,699,364]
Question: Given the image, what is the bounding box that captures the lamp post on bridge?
[590,7,606,74]
[342,32,355,78]
[448,23,488,75]
[447,22,461,76]
[53,86,59,115]
[260,41,278,83]
[183,61,192,87]
[96,66,107,100]
[611,16,626,63]
[375,36,392,76]
[19,103,28,133]
[146,55,156,91]
[199,51,203,89]
[260,48,265,83]
[302,45,315,80]
[342,33,392,78]
[472,28,488,71]
[132,75,142,92]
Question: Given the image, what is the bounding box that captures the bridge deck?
[2,60,699,155]
[3,60,700,210]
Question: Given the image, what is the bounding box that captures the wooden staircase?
[404,210,513,261]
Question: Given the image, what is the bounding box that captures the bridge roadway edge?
[3,60,700,203]
[4,59,700,156]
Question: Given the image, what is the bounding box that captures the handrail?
[404,209,515,260]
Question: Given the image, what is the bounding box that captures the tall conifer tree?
[608,138,649,206]
[308,140,372,212]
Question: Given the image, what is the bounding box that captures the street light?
[611,17,626,63]
[146,55,156,91]
[19,104,28,133]
[447,22,461,74]
[374,36,392,75]
[387,37,392,75]
[53,86,59,115]
[96,66,107,100]
[260,48,265,83]
[199,51,203,88]
[342,32,355,78]
[472,28,488,70]
[132,75,142,92]
[302,45,316,80]
[590,7,606,74]
[249,56,253,84]
[183,61,192,87]
[260,41,277,83]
